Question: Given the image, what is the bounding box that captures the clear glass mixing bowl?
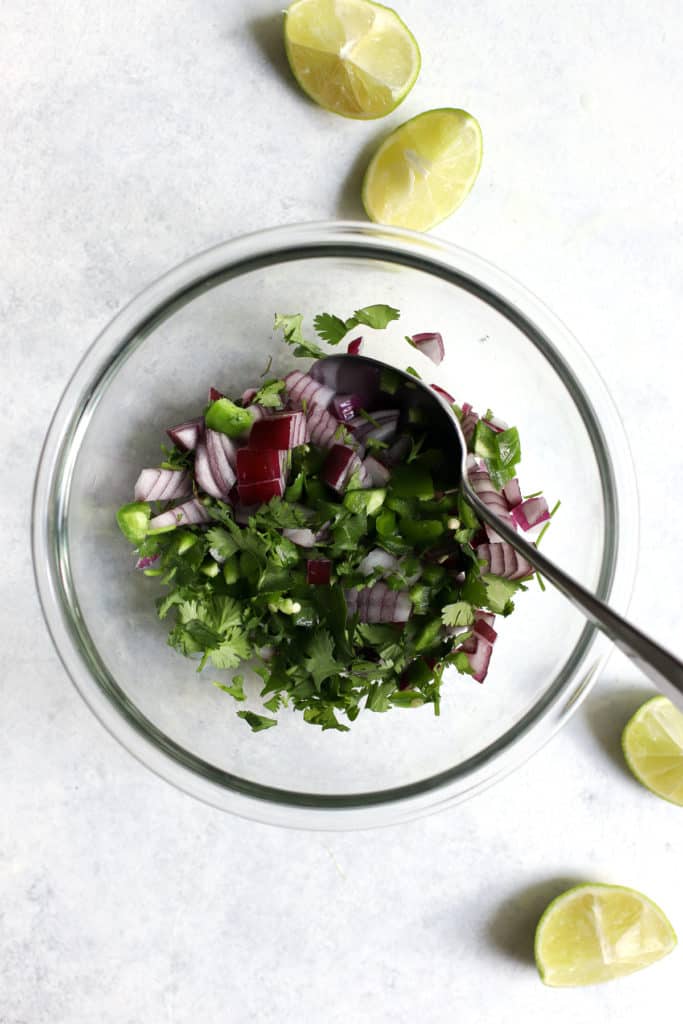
[32,222,638,829]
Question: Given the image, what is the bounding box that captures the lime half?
[284,0,420,120]
[362,108,482,230]
[622,695,683,806]
[535,883,677,987]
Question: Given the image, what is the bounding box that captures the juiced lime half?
[362,107,482,230]
[622,695,683,806]
[284,0,420,120]
[535,883,677,987]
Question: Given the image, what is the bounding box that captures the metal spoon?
[317,353,683,709]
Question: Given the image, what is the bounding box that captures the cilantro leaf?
[313,313,348,345]
[252,379,285,409]
[303,706,350,732]
[205,527,238,561]
[210,634,251,669]
[366,681,395,712]
[304,629,345,689]
[213,676,246,701]
[237,710,278,732]
[473,422,522,491]
[273,313,325,359]
[441,601,475,627]
[349,304,400,330]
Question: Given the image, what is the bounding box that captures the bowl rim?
[32,220,639,830]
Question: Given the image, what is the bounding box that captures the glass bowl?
[32,222,638,830]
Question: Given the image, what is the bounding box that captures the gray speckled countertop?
[3,1,682,1020]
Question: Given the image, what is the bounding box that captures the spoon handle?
[464,482,683,710]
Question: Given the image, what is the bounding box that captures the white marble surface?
[2,0,682,1020]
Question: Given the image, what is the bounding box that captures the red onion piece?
[468,466,510,518]
[135,553,160,570]
[306,559,331,585]
[430,383,456,404]
[237,479,284,504]
[466,637,493,682]
[410,332,444,366]
[332,393,362,422]
[348,409,399,445]
[362,455,390,487]
[476,542,533,581]
[208,387,224,402]
[195,440,226,499]
[460,402,480,446]
[166,417,202,452]
[247,404,279,422]
[347,336,363,355]
[241,387,257,405]
[284,370,335,411]
[510,496,550,531]
[354,582,412,623]
[236,448,285,483]
[249,412,307,450]
[206,428,238,493]
[503,478,523,508]
[149,498,211,530]
[283,527,317,547]
[134,468,191,502]
[306,403,343,449]
[321,444,360,493]
[474,618,498,645]
[359,549,399,577]
[482,415,509,434]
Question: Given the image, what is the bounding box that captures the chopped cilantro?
[237,711,278,732]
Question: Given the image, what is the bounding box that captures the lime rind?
[284,0,421,120]
[622,695,683,807]
[534,882,677,988]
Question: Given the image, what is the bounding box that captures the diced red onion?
[206,428,238,493]
[307,559,331,585]
[282,527,317,547]
[237,479,284,504]
[359,549,399,577]
[195,440,226,500]
[503,478,523,508]
[353,582,412,623]
[284,370,335,411]
[208,387,224,402]
[410,332,444,365]
[249,411,307,450]
[430,383,456,404]
[460,402,480,445]
[166,417,202,452]
[474,618,498,645]
[241,387,257,405]
[134,468,191,502]
[347,336,363,355]
[321,444,362,493]
[149,498,211,530]
[482,415,509,434]
[510,496,550,531]
[476,610,495,629]
[236,448,285,483]
[306,403,345,449]
[332,393,362,422]
[348,409,399,445]
[468,466,510,518]
[476,542,533,581]
[465,637,493,682]
[362,455,390,487]
[135,553,160,570]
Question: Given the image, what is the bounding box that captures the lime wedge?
[622,695,683,806]
[362,108,482,230]
[535,883,677,987]
[284,0,420,120]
